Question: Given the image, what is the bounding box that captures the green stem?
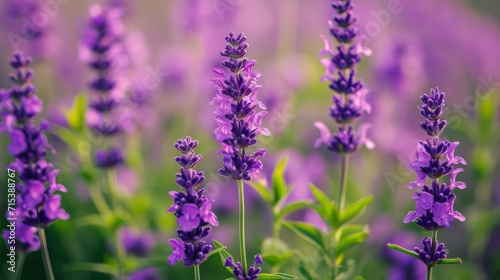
[39,228,55,280]
[115,230,126,279]
[107,169,121,212]
[89,183,111,216]
[338,155,349,212]
[237,179,248,273]
[194,265,201,280]
[12,252,25,280]
[426,230,438,280]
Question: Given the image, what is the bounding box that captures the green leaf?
[297,259,316,280]
[261,237,290,254]
[282,221,326,254]
[213,240,234,274]
[272,157,289,204]
[66,262,118,277]
[261,252,294,268]
[308,184,332,227]
[437,258,462,265]
[335,229,369,255]
[250,181,272,204]
[276,200,312,221]
[339,196,372,225]
[65,93,88,132]
[258,272,298,279]
[207,245,228,258]
[386,243,419,259]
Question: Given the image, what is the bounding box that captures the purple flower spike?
[211,32,269,181]
[225,255,263,280]
[397,88,467,271]
[414,237,447,267]
[0,52,69,241]
[80,4,129,169]
[315,0,373,155]
[167,137,217,267]
[119,227,154,257]
[405,88,467,231]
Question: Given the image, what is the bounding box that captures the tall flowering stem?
[210,32,268,278]
[167,137,219,279]
[314,0,373,206]
[388,88,466,279]
[0,52,69,279]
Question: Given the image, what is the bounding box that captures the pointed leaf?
[335,229,369,255]
[309,184,332,227]
[250,181,272,204]
[213,240,234,274]
[261,252,294,267]
[272,157,289,204]
[340,196,372,225]
[386,243,419,259]
[258,272,299,279]
[437,258,462,265]
[276,200,312,221]
[66,262,118,277]
[207,245,228,258]
[65,93,88,132]
[282,221,327,254]
[297,260,316,280]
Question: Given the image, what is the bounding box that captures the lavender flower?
[119,227,154,257]
[167,137,218,267]
[80,4,128,169]
[393,87,466,274]
[314,0,373,154]
[225,255,263,280]
[210,32,270,181]
[0,52,69,247]
[3,0,49,57]
[404,88,466,230]
[127,267,163,280]
[414,237,447,267]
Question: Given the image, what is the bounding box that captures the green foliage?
[339,196,373,225]
[258,272,299,279]
[213,240,235,275]
[261,238,293,267]
[65,93,88,133]
[282,221,327,254]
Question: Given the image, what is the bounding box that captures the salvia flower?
[315,0,373,155]
[210,32,270,181]
[80,4,128,169]
[225,255,263,280]
[167,137,218,267]
[404,88,466,231]
[0,52,68,249]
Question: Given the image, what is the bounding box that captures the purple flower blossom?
[225,255,263,280]
[80,4,128,169]
[403,181,465,230]
[2,221,40,252]
[315,0,373,155]
[1,52,69,250]
[167,137,217,267]
[127,267,163,280]
[210,32,270,181]
[119,227,154,257]
[414,237,447,267]
[404,88,466,231]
